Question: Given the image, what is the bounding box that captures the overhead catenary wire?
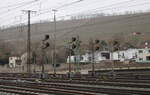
[36,0,134,16]
[0,0,39,10]
[7,0,150,27]
[1,0,85,27]
[90,0,150,13]
[0,1,41,26]
[25,0,150,21]
[0,0,39,14]
[1,0,150,28]
[0,0,83,27]
[0,0,40,26]
[65,0,149,16]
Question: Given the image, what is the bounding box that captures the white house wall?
[112,52,119,61]
[67,56,75,63]
[66,48,150,63]
[137,48,150,62]
[67,51,110,63]
[112,49,138,62]
[80,54,91,63]
[9,57,21,68]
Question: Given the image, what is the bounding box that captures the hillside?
[1,12,150,47]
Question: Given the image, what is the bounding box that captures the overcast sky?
[0,0,150,27]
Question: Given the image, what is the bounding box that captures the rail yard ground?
[0,62,150,74]
[0,63,150,94]
[0,71,150,95]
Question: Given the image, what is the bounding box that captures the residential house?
[112,49,137,62]
[67,51,110,63]
[67,48,150,64]
[136,48,150,63]
[9,56,22,68]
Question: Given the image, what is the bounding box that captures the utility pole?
[50,0,84,76]
[89,39,95,76]
[111,46,115,79]
[111,41,119,79]
[76,35,81,73]
[22,10,36,73]
[52,9,57,76]
[92,40,95,76]
[68,44,72,79]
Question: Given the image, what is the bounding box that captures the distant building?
[94,51,110,63]
[9,56,22,68]
[136,48,150,63]
[67,48,150,64]
[67,51,110,63]
[21,53,27,65]
[20,52,34,65]
[67,56,76,63]
[80,53,91,63]
[112,49,137,62]
[9,52,32,68]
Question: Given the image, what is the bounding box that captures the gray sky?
[0,0,150,27]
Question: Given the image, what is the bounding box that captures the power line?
[31,0,150,21]
[55,0,84,10]
[0,0,38,10]
[1,0,150,27]
[0,0,39,18]
[23,1,150,25]
[90,0,150,13]
[67,0,149,16]
[38,0,85,14]
[1,0,85,26]
[0,0,40,25]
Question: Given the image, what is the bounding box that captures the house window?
[16,60,22,65]
[80,56,83,60]
[135,54,137,58]
[146,56,150,61]
[101,53,110,59]
[139,58,143,61]
[89,57,92,61]
[139,50,143,53]
[122,53,125,58]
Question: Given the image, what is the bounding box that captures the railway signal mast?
[67,37,77,78]
[41,34,50,78]
[71,36,81,73]
[90,39,100,76]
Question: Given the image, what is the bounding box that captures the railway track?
[0,81,98,95]
[0,78,150,95]
[1,76,150,88]
[0,73,150,95]
[0,85,97,95]
[44,79,150,88]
